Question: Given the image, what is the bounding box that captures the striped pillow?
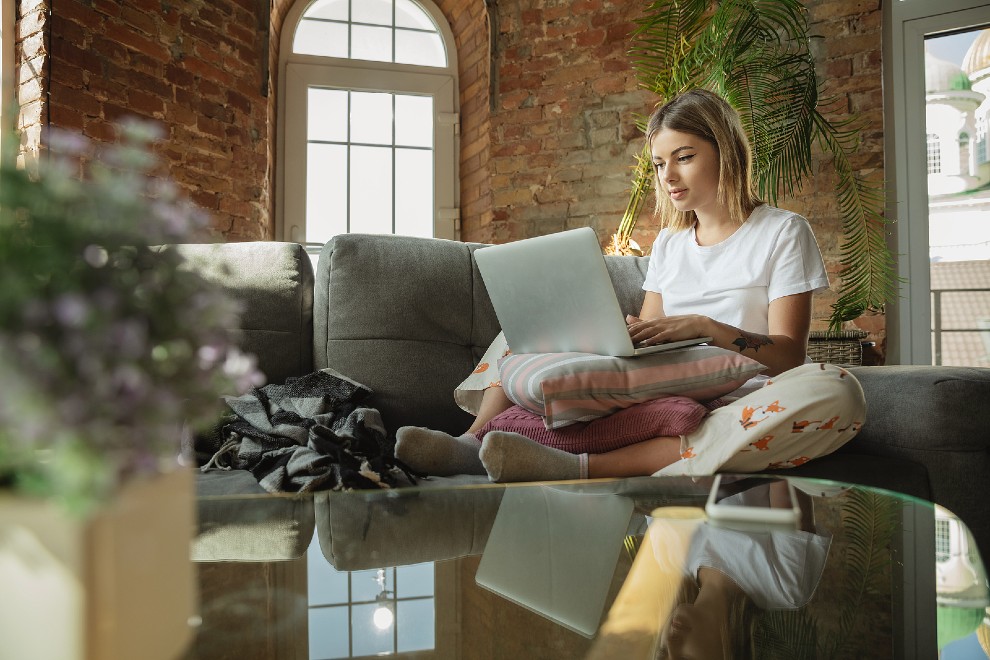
[498,345,765,430]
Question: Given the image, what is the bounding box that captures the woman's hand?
[632,290,811,375]
[625,314,713,346]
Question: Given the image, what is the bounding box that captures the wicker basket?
[807,330,869,366]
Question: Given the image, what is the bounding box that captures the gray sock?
[479,431,588,482]
[394,426,484,476]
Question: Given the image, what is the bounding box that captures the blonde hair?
[646,89,763,231]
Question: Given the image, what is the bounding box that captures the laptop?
[473,227,712,356]
[474,485,635,637]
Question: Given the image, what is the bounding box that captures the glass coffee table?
[184,474,989,659]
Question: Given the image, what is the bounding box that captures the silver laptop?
[473,227,712,356]
[474,485,634,638]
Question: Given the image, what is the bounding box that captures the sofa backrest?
[175,242,314,386]
[315,233,650,435]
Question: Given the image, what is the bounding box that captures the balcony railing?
[931,288,990,366]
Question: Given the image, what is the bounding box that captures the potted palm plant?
[610,0,899,337]
[0,120,262,660]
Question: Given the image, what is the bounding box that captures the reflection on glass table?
[183,475,989,660]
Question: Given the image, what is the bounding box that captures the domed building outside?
[925,51,984,196]
[926,31,990,369]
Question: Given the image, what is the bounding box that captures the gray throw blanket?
[199,368,405,492]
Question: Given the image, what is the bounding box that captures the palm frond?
[818,487,900,657]
[756,609,820,660]
[811,110,902,327]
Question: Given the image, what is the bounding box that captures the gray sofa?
[184,235,990,563]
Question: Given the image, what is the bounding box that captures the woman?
[397,89,865,482]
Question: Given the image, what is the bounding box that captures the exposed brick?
[104,22,170,62]
[120,6,158,37]
[127,89,166,117]
[17,0,886,352]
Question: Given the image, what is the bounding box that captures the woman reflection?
[653,480,831,660]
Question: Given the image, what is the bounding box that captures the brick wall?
[19,0,273,240]
[440,0,492,243]
[14,0,885,358]
[471,0,653,245]
[801,0,886,354]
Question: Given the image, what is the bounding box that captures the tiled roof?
[930,260,990,366]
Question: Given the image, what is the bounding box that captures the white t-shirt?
[642,204,829,333]
[642,205,829,397]
[686,520,831,610]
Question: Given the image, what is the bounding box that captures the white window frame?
[276,0,459,248]
[883,0,990,364]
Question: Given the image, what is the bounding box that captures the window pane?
[396,562,434,598]
[307,143,348,242]
[303,0,348,21]
[352,603,394,656]
[308,88,347,143]
[294,20,348,57]
[351,146,393,235]
[396,0,436,30]
[351,92,393,145]
[395,29,445,67]
[352,24,392,63]
[350,567,387,602]
[307,540,350,605]
[395,94,432,148]
[395,148,432,238]
[397,599,435,652]
[309,606,349,659]
[353,0,393,26]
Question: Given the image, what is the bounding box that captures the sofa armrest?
[848,365,990,454]
[174,242,314,385]
[846,365,990,563]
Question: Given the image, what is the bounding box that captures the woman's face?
[658,601,728,660]
[650,128,721,220]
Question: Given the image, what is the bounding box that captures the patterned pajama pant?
[656,363,867,476]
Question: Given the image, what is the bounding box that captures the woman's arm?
[627,291,811,376]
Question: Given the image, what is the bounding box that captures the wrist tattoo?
[732,332,773,353]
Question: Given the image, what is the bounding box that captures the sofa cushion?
[175,242,314,386]
[315,234,499,435]
[314,234,654,435]
[498,346,764,428]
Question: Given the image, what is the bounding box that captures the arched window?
[959,131,972,176]
[277,0,459,260]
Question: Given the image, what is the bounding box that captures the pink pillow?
[477,397,709,454]
[498,345,765,429]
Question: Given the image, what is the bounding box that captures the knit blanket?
[198,368,406,492]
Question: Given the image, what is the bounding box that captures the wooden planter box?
[0,467,196,660]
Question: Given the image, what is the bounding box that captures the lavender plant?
[0,120,263,513]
